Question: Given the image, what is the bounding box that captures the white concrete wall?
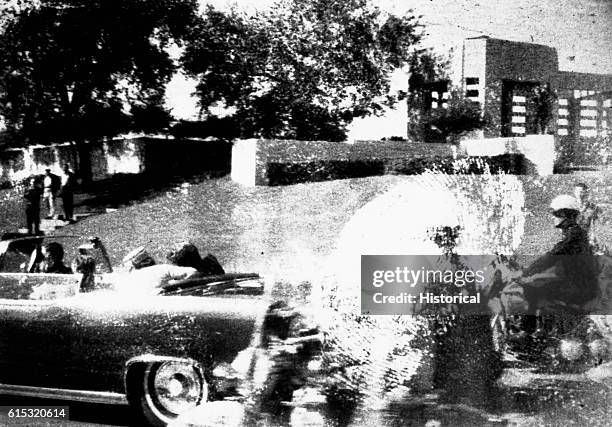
[459,134,555,175]
[104,140,142,175]
[1,138,146,186]
[231,139,258,186]
[0,144,77,184]
[462,38,488,105]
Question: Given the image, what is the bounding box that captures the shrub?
[170,118,240,141]
[266,153,525,185]
[267,159,386,186]
[419,93,487,143]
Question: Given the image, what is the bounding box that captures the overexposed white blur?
[314,169,526,412]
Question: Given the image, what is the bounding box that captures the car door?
[0,273,78,389]
[57,291,265,394]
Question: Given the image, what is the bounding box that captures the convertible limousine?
[0,235,321,426]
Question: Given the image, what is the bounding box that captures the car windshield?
[0,239,41,272]
[0,236,111,274]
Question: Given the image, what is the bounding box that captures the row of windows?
[557,102,610,137]
[427,77,481,108]
[465,77,480,100]
[559,129,607,137]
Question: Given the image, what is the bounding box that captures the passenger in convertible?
[118,246,199,292]
[74,245,96,292]
[167,241,225,276]
[36,242,72,274]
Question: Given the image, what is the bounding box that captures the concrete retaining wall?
[0,137,231,186]
[0,140,143,186]
[231,139,454,186]
[231,136,553,186]
[459,134,554,175]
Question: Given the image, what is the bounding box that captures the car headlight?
[146,361,206,416]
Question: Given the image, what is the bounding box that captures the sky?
[167,0,612,128]
[200,0,612,73]
[3,0,611,136]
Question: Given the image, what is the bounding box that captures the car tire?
[127,360,206,427]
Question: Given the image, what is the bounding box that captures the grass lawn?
[49,175,403,281]
[2,170,611,281]
[1,170,611,425]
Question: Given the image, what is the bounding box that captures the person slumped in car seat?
[74,245,97,292]
[166,241,225,276]
[118,246,199,293]
[36,242,73,274]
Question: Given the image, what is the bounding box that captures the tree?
[0,0,199,180]
[530,83,556,134]
[406,48,452,141]
[405,48,488,143]
[182,0,422,141]
[422,91,488,144]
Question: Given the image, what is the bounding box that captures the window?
[415,80,450,111]
[466,89,479,98]
[466,77,479,85]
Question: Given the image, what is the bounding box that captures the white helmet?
[550,195,580,213]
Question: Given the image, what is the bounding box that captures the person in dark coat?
[518,194,598,309]
[37,242,72,274]
[74,244,97,292]
[425,225,502,408]
[23,177,42,235]
[60,164,77,222]
[167,241,225,276]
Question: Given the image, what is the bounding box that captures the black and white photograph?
[0,0,611,426]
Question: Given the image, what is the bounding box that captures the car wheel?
[130,360,207,426]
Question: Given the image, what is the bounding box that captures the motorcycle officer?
[492,193,599,348]
[517,195,598,313]
[489,195,599,353]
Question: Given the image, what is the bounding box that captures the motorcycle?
[487,254,612,371]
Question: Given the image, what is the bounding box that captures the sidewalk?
[3,171,223,237]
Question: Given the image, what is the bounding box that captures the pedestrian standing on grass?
[60,164,77,222]
[23,176,42,235]
[42,168,60,219]
[574,182,602,245]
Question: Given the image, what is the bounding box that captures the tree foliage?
[406,48,452,142]
[182,0,421,141]
[0,0,199,149]
[530,83,556,134]
[423,92,487,143]
[405,49,487,143]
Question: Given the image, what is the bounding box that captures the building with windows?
[411,36,612,150]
